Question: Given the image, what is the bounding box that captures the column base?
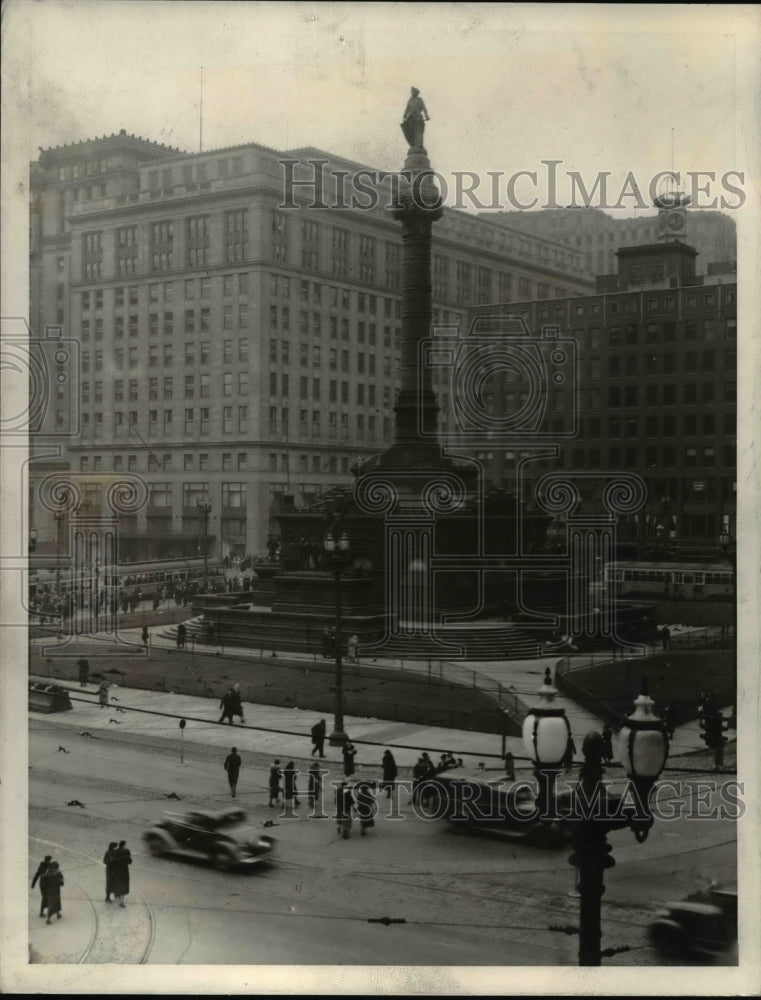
[328,727,349,747]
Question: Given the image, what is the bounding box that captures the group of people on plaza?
[32,841,132,922]
[320,628,360,662]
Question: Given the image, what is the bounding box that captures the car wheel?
[211,844,237,871]
[649,922,683,956]
[145,833,166,858]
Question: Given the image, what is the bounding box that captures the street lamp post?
[522,667,571,822]
[196,497,212,591]
[567,680,669,966]
[323,530,351,747]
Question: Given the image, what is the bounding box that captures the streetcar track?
[76,884,99,964]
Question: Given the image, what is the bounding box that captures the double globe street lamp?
[522,669,669,966]
[323,530,352,747]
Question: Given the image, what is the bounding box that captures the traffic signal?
[700,708,726,749]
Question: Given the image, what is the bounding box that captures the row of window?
[529,288,736,319]
[81,273,249,310]
[81,343,249,372]
[146,157,245,191]
[81,406,249,435]
[77,407,396,443]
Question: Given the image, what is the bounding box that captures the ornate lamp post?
[196,497,212,591]
[323,530,351,747]
[568,680,669,965]
[522,667,571,821]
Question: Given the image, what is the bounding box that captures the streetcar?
[602,561,733,601]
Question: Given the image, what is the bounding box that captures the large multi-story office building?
[484,205,736,281]
[29,131,593,563]
[466,220,737,559]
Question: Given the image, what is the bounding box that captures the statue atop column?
[400,87,430,149]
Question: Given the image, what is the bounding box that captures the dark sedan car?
[422,767,574,847]
[649,886,738,961]
[144,807,275,870]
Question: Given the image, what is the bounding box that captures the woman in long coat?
[41,863,64,923]
[103,842,118,902]
[381,750,398,798]
[111,840,132,907]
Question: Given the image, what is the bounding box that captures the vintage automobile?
[421,767,574,848]
[143,807,275,871]
[649,885,738,961]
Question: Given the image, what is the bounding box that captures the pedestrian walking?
[311,718,326,757]
[353,780,377,836]
[268,760,282,807]
[381,749,398,798]
[342,741,357,778]
[347,634,359,663]
[219,687,235,724]
[661,625,671,651]
[503,751,515,781]
[307,762,323,807]
[112,840,132,907]
[230,684,245,723]
[31,855,53,917]
[664,700,677,740]
[77,657,89,687]
[321,627,331,659]
[176,623,187,650]
[282,760,300,809]
[601,726,614,764]
[41,862,64,924]
[335,781,353,839]
[224,747,242,798]
[141,625,149,649]
[412,752,436,805]
[98,680,109,708]
[103,841,118,902]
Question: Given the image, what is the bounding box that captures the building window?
[186,216,210,266]
[150,221,174,271]
[83,231,103,279]
[301,220,320,270]
[225,210,248,262]
[116,226,137,276]
[358,234,376,283]
[271,211,288,262]
[331,227,349,278]
[222,483,247,509]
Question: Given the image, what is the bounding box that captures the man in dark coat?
[381,749,398,798]
[311,719,326,757]
[103,841,118,902]
[268,760,282,807]
[31,855,53,917]
[282,760,300,810]
[307,762,323,807]
[342,742,357,778]
[353,780,377,836]
[321,628,331,659]
[224,747,242,798]
[219,687,236,724]
[601,726,614,764]
[41,862,64,923]
[112,840,132,907]
[176,623,187,649]
[229,684,245,723]
[77,657,89,687]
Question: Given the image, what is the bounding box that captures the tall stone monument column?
[377,89,445,469]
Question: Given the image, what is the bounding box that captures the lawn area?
[28,641,513,734]
[558,648,735,727]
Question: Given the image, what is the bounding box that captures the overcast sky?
[3,2,759,220]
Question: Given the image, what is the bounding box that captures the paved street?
[26,681,737,968]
